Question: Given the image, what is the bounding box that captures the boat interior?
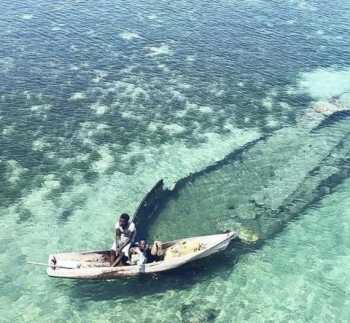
[51,239,207,269]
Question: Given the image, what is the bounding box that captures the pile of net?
[164,240,204,260]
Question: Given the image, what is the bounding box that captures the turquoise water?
[1,0,350,322]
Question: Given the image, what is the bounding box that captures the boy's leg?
[111,250,123,267]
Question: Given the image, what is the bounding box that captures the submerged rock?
[180,302,220,323]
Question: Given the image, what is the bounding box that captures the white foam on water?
[279,102,292,110]
[146,44,173,57]
[169,88,186,102]
[162,123,185,135]
[176,82,192,90]
[147,121,160,131]
[119,64,138,75]
[119,31,141,41]
[261,96,274,110]
[77,122,111,147]
[208,83,225,97]
[90,102,109,115]
[174,102,194,118]
[147,13,158,20]
[5,160,27,185]
[2,125,15,136]
[198,105,214,113]
[30,104,51,114]
[112,81,149,102]
[32,138,51,151]
[157,63,170,72]
[69,64,79,71]
[186,55,196,62]
[120,110,143,121]
[55,151,90,168]
[21,14,33,20]
[265,115,280,129]
[51,26,62,32]
[91,145,114,174]
[69,92,87,101]
[43,174,61,190]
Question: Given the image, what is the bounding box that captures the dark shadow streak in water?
[313,92,350,131]
[247,131,350,240]
[312,110,350,131]
[135,110,350,239]
[134,136,266,239]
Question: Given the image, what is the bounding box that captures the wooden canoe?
[47,231,237,279]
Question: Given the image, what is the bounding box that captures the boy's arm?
[115,228,122,250]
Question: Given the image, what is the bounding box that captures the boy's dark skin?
[138,240,160,263]
[110,214,135,266]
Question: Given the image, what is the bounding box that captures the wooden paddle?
[27,261,75,270]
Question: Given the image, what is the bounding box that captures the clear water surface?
[0,0,350,322]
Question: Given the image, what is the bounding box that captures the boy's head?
[139,240,147,250]
[119,213,130,228]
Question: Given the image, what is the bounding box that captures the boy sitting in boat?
[129,240,148,265]
[129,240,165,265]
[110,213,136,266]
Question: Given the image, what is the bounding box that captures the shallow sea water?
[1,0,350,322]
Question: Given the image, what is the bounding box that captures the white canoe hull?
[47,232,236,279]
